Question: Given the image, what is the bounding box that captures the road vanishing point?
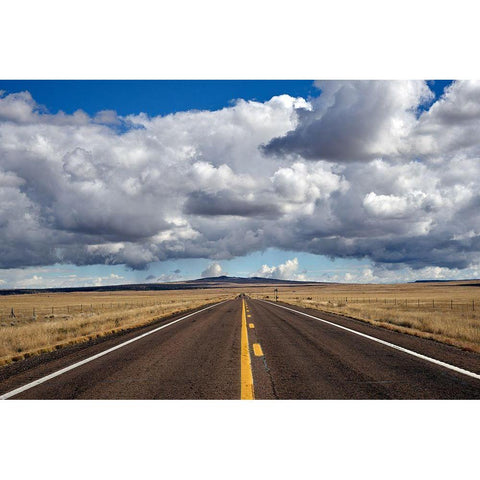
[1,296,480,399]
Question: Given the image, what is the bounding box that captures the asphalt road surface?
[1,297,480,399]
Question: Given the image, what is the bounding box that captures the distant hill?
[186,275,318,285]
[413,279,480,283]
[0,275,328,295]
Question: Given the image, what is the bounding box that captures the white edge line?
[0,300,228,400]
[261,300,480,382]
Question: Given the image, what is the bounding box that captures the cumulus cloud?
[0,269,126,289]
[0,91,308,269]
[252,258,307,281]
[322,263,480,285]
[201,263,225,278]
[2,81,480,279]
[263,80,433,161]
[411,80,480,159]
[145,270,183,283]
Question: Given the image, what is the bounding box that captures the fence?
[0,299,184,324]
[256,295,478,312]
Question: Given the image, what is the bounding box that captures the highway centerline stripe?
[241,299,254,399]
[0,300,228,400]
[263,301,480,382]
[249,323,255,329]
[253,343,263,356]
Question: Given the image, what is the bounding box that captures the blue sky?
[0,80,318,117]
[4,79,479,289]
[1,79,451,117]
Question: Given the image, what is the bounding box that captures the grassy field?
[249,281,480,353]
[2,280,480,366]
[0,289,233,366]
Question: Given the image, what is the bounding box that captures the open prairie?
[0,289,233,366]
[2,280,480,367]
[249,281,480,353]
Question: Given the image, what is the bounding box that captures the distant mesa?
[413,279,480,283]
[189,275,316,285]
[0,275,327,295]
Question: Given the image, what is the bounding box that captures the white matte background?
[1,1,478,478]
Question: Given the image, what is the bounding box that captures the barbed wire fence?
[252,294,478,312]
[0,296,230,324]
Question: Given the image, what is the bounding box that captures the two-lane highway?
[1,297,480,399]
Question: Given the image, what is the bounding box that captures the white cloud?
[2,82,480,280]
[412,80,480,157]
[201,262,225,278]
[362,191,430,219]
[253,258,306,281]
[0,269,126,289]
[264,80,433,161]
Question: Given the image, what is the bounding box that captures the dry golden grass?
[249,281,480,353]
[2,280,480,366]
[0,289,234,366]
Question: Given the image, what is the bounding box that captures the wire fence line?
[0,299,190,323]
[255,295,479,312]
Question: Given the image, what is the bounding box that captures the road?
[1,297,480,399]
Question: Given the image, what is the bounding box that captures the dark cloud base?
[1,82,480,276]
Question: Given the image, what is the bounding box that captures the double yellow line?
[241,299,254,399]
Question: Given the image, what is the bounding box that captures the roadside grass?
[2,280,480,365]
[249,281,480,353]
[0,290,233,366]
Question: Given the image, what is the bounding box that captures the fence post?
[451,300,453,310]
[473,300,475,311]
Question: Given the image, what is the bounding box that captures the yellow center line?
[249,323,255,329]
[241,299,254,399]
[253,343,264,356]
